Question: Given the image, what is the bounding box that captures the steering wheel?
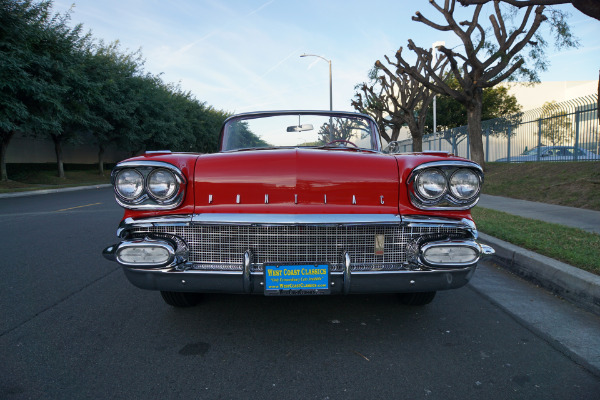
[325,139,358,148]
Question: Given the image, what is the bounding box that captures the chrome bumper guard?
[103,214,494,294]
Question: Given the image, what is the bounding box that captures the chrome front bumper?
[103,213,494,294]
[119,264,478,294]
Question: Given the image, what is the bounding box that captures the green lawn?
[472,207,600,275]
[0,164,111,193]
[483,161,600,211]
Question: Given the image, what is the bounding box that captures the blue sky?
[52,0,599,114]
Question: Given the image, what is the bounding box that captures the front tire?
[397,291,436,306]
[160,291,202,307]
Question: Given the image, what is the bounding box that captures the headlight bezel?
[407,161,483,210]
[111,161,186,210]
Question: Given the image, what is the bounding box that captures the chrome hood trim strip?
[190,213,401,226]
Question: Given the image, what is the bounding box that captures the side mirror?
[286,124,314,132]
[384,141,400,154]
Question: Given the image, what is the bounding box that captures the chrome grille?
[129,224,465,272]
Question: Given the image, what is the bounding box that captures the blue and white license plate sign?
[264,264,330,295]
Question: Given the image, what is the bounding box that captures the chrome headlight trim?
[407,161,483,210]
[111,161,186,210]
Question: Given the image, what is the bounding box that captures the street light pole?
[301,53,333,140]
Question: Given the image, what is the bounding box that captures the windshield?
[220,113,379,152]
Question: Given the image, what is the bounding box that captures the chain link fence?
[393,94,599,162]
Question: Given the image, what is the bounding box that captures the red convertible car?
[103,111,494,307]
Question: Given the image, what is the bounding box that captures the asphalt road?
[1,188,599,399]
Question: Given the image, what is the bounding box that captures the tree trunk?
[98,145,104,176]
[466,90,486,169]
[390,126,401,142]
[52,135,65,179]
[409,124,423,152]
[0,132,15,182]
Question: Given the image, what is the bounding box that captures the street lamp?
[431,41,445,137]
[300,53,333,140]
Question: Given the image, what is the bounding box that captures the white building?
[502,80,597,110]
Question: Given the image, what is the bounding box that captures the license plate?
[264,264,330,295]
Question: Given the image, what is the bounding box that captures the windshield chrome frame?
[218,110,382,153]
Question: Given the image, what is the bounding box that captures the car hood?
[193,148,399,214]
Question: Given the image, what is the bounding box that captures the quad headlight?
[449,168,480,200]
[115,169,144,200]
[415,169,447,200]
[408,161,483,210]
[111,161,186,210]
[147,169,178,200]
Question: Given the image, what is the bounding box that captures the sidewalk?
[0,184,111,199]
[479,194,600,235]
[477,194,600,316]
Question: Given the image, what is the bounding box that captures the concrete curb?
[479,232,600,317]
[0,184,111,199]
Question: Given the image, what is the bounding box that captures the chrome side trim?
[190,213,402,226]
[402,215,476,229]
[117,215,192,237]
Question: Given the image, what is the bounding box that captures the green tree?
[85,41,144,174]
[1,0,230,180]
[540,100,573,145]
[0,0,65,180]
[426,74,522,132]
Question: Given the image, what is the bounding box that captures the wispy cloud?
[248,0,276,17]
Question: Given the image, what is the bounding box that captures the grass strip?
[472,207,600,275]
[0,168,110,193]
[483,162,600,211]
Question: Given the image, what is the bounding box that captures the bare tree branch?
[458,0,600,21]
[387,0,560,167]
[357,48,447,150]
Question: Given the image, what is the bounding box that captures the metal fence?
[393,94,599,162]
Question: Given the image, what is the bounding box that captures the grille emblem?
[375,234,385,255]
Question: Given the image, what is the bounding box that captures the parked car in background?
[496,146,600,162]
[103,111,493,307]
